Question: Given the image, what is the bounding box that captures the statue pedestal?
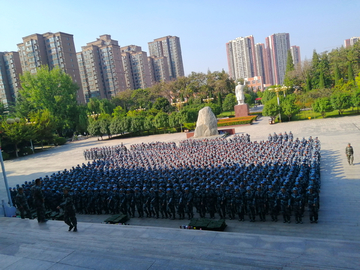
[234,104,249,117]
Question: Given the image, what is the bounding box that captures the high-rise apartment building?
[120,45,152,90]
[77,35,127,102]
[0,52,22,106]
[227,33,297,87]
[344,37,360,48]
[290,45,301,66]
[17,32,84,103]
[254,43,267,84]
[148,36,184,79]
[226,35,257,81]
[266,33,290,85]
[148,56,170,84]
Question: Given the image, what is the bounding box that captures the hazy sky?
[0,0,359,75]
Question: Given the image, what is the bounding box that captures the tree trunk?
[15,143,18,158]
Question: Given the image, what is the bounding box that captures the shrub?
[183,123,196,130]
[217,119,254,127]
[54,136,67,146]
[19,147,33,156]
[2,151,9,160]
[217,116,256,127]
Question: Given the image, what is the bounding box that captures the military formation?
[12,131,321,224]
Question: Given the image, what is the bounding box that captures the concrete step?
[1,217,360,270]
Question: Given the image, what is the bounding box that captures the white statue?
[235,82,245,105]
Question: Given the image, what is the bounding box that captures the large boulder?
[194,106,218,138]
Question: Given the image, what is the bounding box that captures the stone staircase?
[1,217,359,269]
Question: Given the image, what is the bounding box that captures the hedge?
[218,116,256,123]
[217,118,254,127]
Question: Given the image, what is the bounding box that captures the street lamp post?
[171,98,187,132]
[0,117,20,208]
[268,85,289,123]
[202,96,214,103]
[0,145,12,207]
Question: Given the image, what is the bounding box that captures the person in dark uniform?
[278,186,291,223]
[183,187,193,220]
[15,187,32,219]
[31,178,47,223]
[290,187,303,224]
[255,185,266,222]
[158,188,168,219]
[57,186,77,232]
[245,186,256,222]
[307,186,319,223]
[266,185,278,222]
[345,143,354,165]
[166,188,175,220]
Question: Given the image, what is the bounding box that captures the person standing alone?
[345,143,354,165]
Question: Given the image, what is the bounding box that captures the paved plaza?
[0,115,360,269]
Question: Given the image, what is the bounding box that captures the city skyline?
[0,0,359,76]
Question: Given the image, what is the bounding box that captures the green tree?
[281,94,300,121]
[154,112,169,130]
[29,109,57,147]
[153,97,172,113]
[352,88,360,112]
[129,116,145,133]
[284,50,295,86]
[262,98,280,121]
[312,97,333,117]
[99,99,115,115]
[112,106,126,118]
[311,50,321,89]
[18,66,79,135]
[261,88,277,104]
[222,93,237,111]
[319,70,325,89]
[109,117,123,135]
[169,111,180,128]
[144,115,155,131]
[348,62,354,82]
[87,97,101,114]
[179,108,198,123]
[99,118,111,138]
[305,74,312,91]
[119,117,131,133]
[87,120,103,139]
[334,64,341,85]
[330,91,351,114]
[217,92,223,112]
[1,118,34,158]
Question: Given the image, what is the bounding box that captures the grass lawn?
[291,108,360,121]
[217,111,235,118]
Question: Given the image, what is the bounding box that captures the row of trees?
[262,42,360,121]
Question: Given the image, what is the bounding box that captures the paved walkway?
[0,115,360,269]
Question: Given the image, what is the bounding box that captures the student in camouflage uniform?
[16,187,32,219]
[345,143,354,165]
[31,178,47,223]
[57,186,77,232]
[290,187,303,224]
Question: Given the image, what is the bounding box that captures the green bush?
[2,151,9,160]
[217,119,253,127]
[20,147,33,156]
[54,136,67,145]
[183,123,196,131]
[249,111,262,116]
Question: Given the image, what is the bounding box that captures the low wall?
[186,128,235,139]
